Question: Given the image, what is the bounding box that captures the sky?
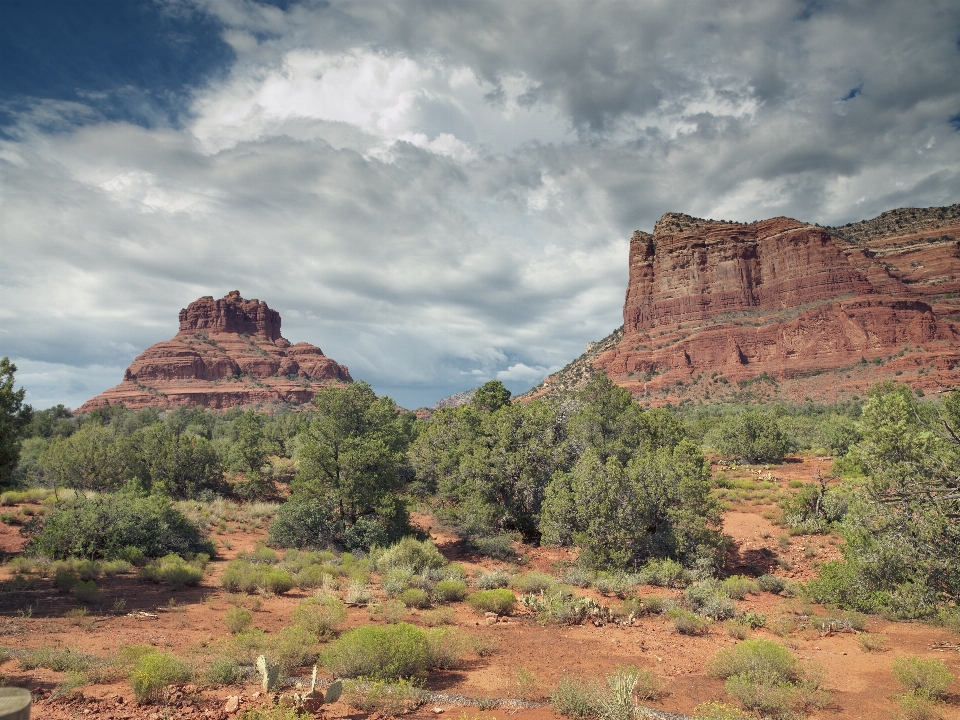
[1,0,959,411]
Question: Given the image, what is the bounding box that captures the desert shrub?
[739,611,767,629]
[372,537,446,573]
[321,622,430,680]
[139,554,205,589]
[511,571,555,594]
[892,656,954,700]
[474,568,510,589]
[345,581,373,605]
[26,493,211,560]
[424,627,471,669]
[637,595,673,615]
[552,676,603,719]
[72,580,102,604]
[467,533,518,560]
[220,560,293,595]
[894,692,942,720]
[856,633,886,652]
[129,651,192,703]
[525,588,603,626]
[420,606,456,627]
[668,607,710,635]
[341,678,425,715]
[271,624,319,672]
[380,567,413,596]
[432,578,467,603]
[289,594,347,637]
[224,607,252,634]
[707,639,799,682]
[757,574,786,594]
[204,656,242,685]
[592,573,633,598]
[398,587,431,609]
[691,701,746,720]
[236,706,310,720]
[597,666,642,720]
[723,675,794,718]
[369,599,408,624]
[633,668,664,701]
[54,567,79,592]
[639,558,692,588]
[102,559,132,576]
[295,565,338,590]
[686,581,736,620]
[561,567,594,588]
[467,589,516,615]
[721,575,758,599]
[227,629,269,665]
[19,647,94,672]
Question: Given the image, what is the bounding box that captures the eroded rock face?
[81,292,352,411]
[526,205,960,404]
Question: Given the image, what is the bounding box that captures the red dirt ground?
[1,457,958,720]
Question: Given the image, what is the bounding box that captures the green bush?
[639,558,692,588]
[220,559,293,594]
[321,622,430,680]
[691,701,746,720]
[398,587,431,609]
[432,579,467,603]
[474,568,510,589]
[423,627,471,669]
[723,675,794,718]
[27,494,212,561]
[707,639,799,682]
[289,594,347,637]
[668,608,709,635]
[224,607,253,634]
[270,623,319,672]
[204,656,242,685]
[467,534,518,560]
[295,565,338,590]
[139,554,204,589]
[551,676,602,719]
[341,678,425,715]
[720,575,758,600]
[54,567,79,592]
[892,656,954,700]
[373,537,446,573]
[129,651,192,703]
[467,589,516,615]
[19,647,94,672]
[72,579,102,604]
[711,411,793,463]
[757,574,786,594]
[510,571,555,594]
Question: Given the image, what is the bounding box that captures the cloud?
[1,0,959,409]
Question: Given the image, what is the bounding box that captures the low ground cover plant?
[221,559,294,594]
[289,594,347,637]
[892,655,954,700]
[341,678,425,715]
[139,553,207,589]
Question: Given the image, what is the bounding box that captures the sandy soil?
[1,458,959,720]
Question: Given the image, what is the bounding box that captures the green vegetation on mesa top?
[3,352,960,619]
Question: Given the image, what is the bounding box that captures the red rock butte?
[526,205,960,404]
[80,291,352,411]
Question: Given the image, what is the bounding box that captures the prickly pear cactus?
[255,654,280,692]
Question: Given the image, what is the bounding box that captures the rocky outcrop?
[80,292,352,411]
[524,205,960,404]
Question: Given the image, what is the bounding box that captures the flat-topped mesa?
[522,205,960,406]
[624,215,874,332]
[178,290,282,341]
[80,292,352,412]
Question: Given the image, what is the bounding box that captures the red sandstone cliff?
[525,205,960,404]
[80,291,352,411]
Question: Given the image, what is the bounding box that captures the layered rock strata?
[526,206,960,404]
[80,291,351,411]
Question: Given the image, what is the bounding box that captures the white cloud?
[2,0,959,409]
